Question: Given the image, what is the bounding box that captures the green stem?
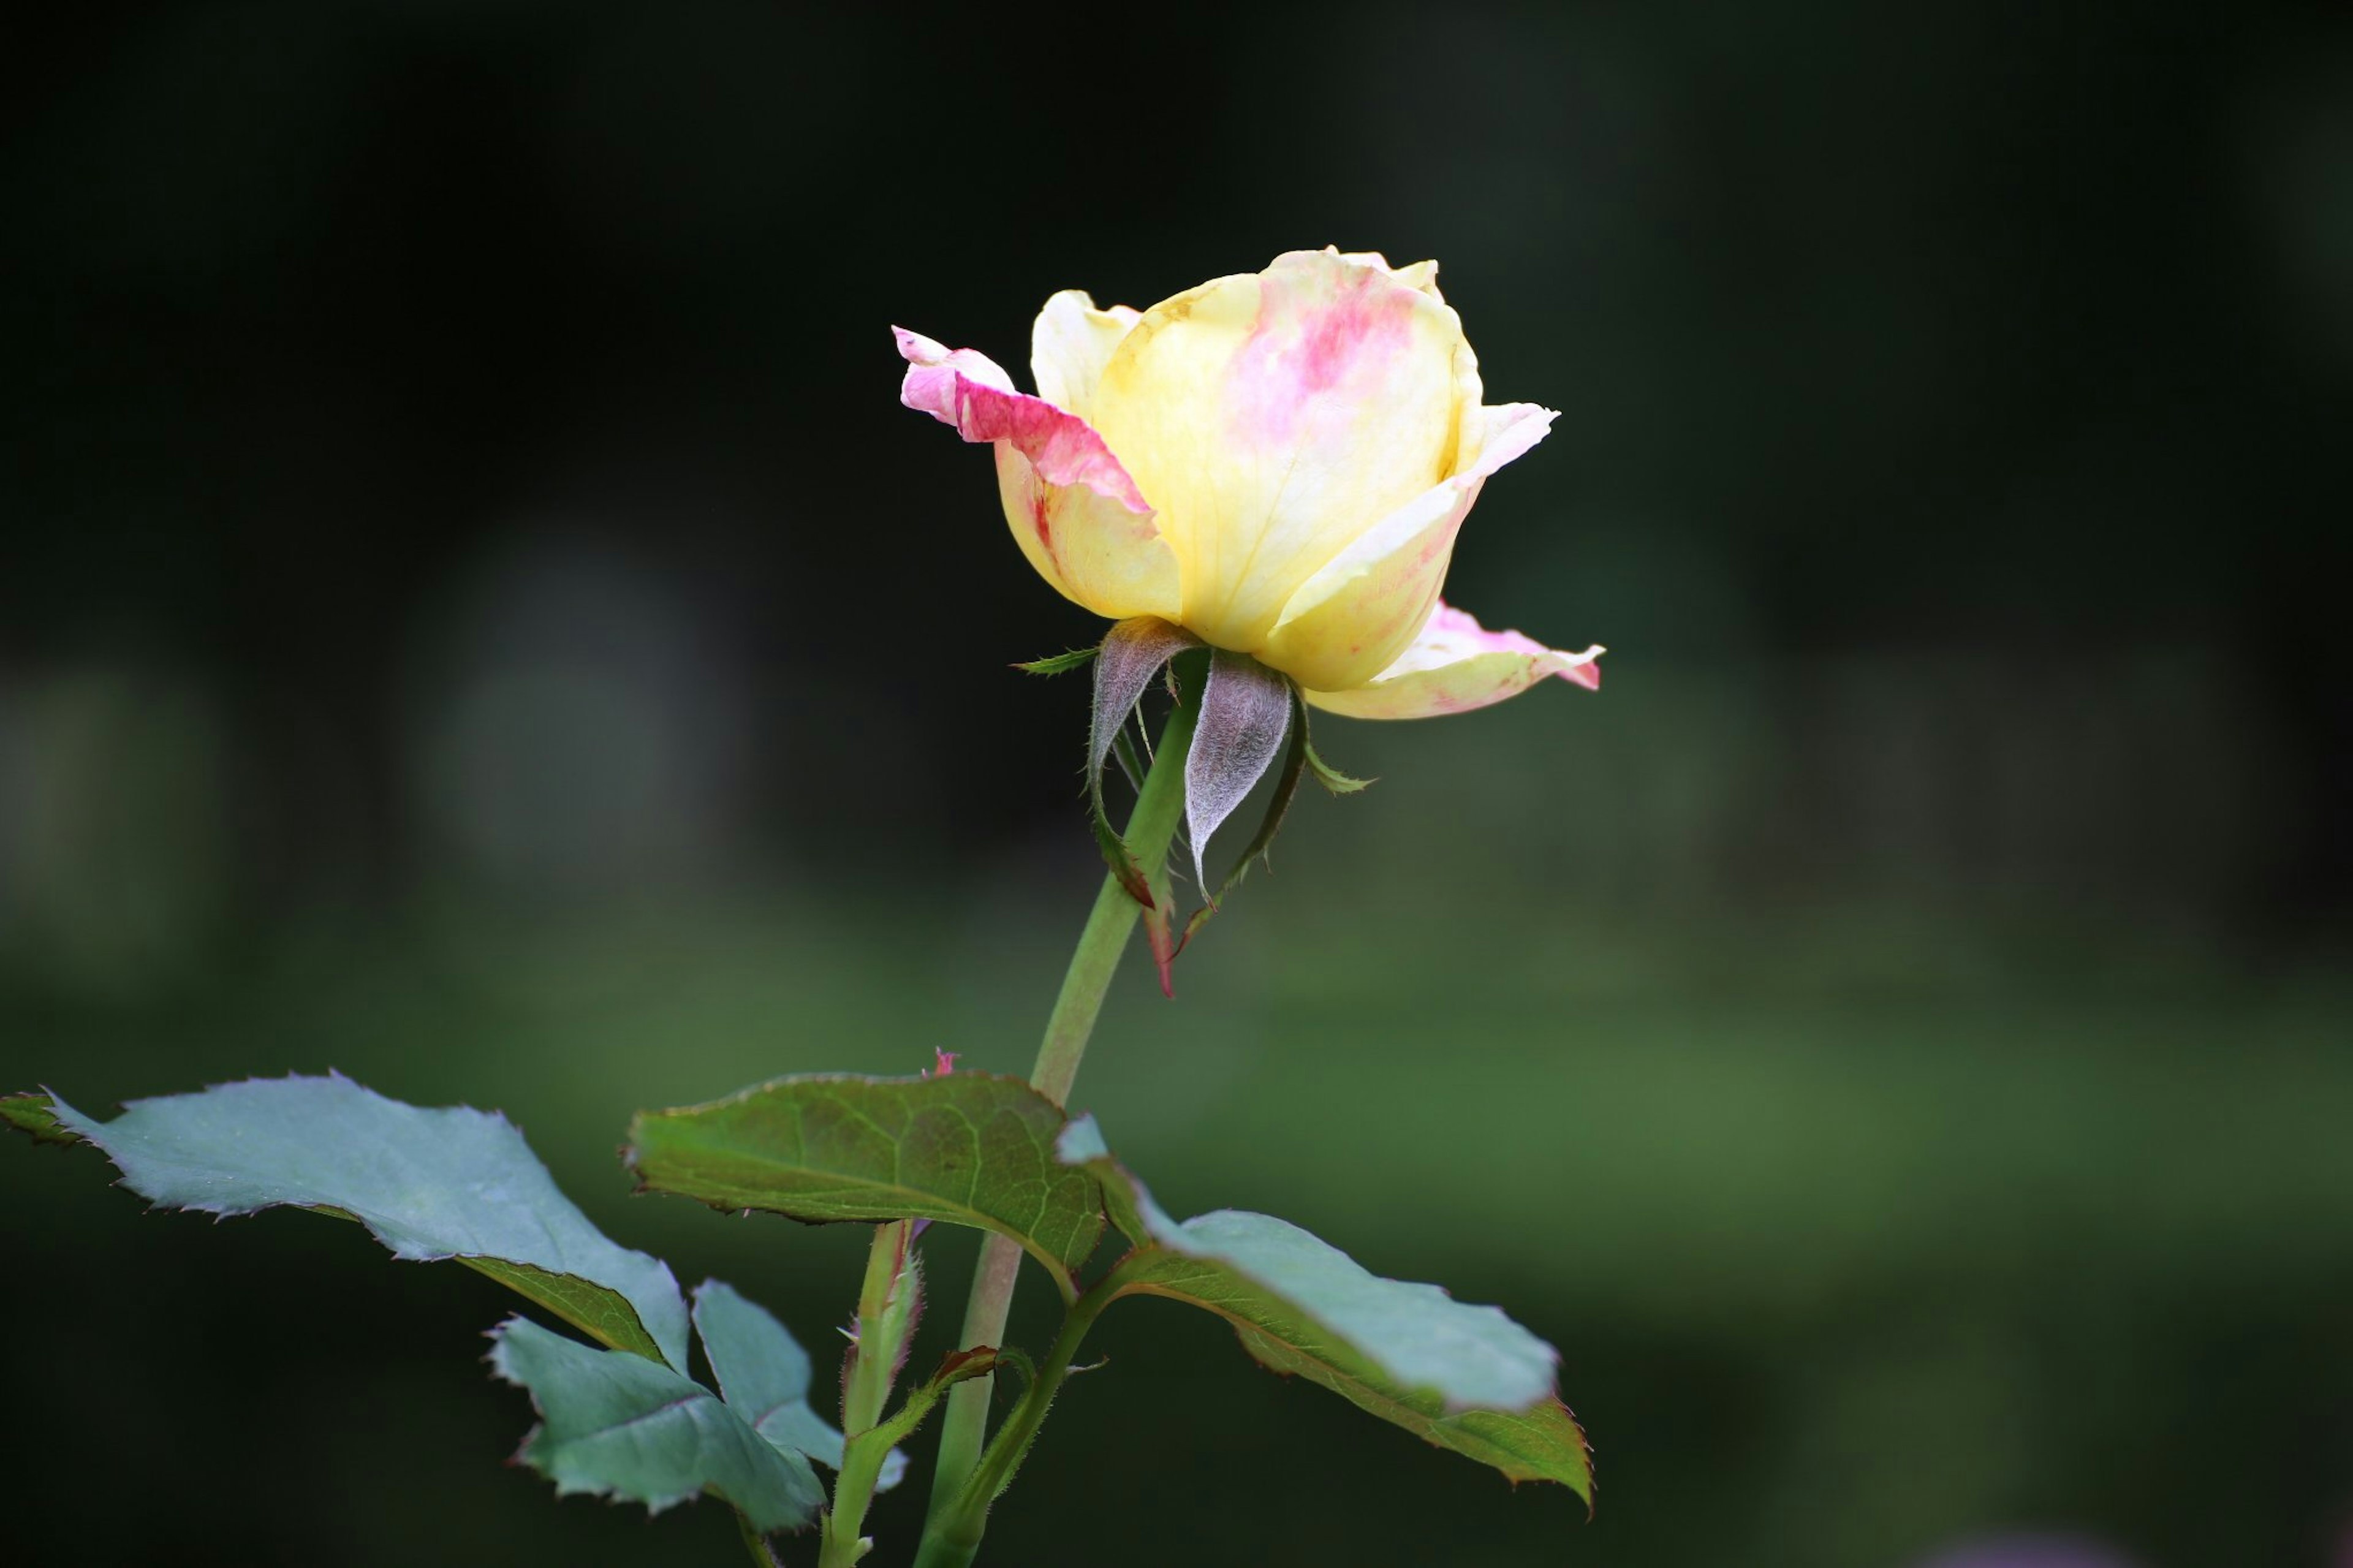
[843,1220,914,1437]
[820,1446,889,1568]
[921,678,1200,1547]
[823,1219,920,1566]
[914,1281,1124,1568]
[827,1350,1004,1568]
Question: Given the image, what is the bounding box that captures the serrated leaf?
[629,1074,1104,1300]
[42,1074,689,1368]
[2,1090,78,1145]
[489,1316,823,1532]
[1230,1319,1592,1502]
[692,1279,907,1491]
[1059,1115,1590,1503]
[458,1259,679,1367]
[1014,646,1099,675]
[1053,1115,1148,1248]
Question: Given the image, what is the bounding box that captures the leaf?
[629,1074,1104,1300]
[1183,651,1292,891]
[40,1074,689,1369]
[1088,616,1201,907]
[1014,646,1099,676]
[1229,1321,1593,1504]
[692,1279,907,1491]
[1058,1115,1591,1504]
[459,1260,680,1368]
[1,1090,78,1145]
[1052,1115,1148,1248]
[488,1316,823,1533]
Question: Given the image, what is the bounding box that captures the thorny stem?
[827,1350,1004,1568]
[919,1278,1124,1568]
[822,1218,921,1567]
[843,1220,916,1437]
[920,678,1201,1553]
[941,1281,1124,1544]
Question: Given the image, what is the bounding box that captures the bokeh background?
[5,2,2350,1564]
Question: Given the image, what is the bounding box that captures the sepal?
[1014,646,1099,676]
[1087,617,1202,909]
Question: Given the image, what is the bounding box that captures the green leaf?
[458,1259,679,1367]
[2,1090,78,1145]
[1058,1115,1591,1504]
[42,1074,689,1368]
[1051,1114,1148,1247]
[489,1316,824,1533]
[629,1074,1104,1300]
[1014,646,1099,676]
[692,1279,907,1491]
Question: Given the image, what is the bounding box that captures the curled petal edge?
[895,327,1151,515]
[1258,404,1557,692]
[1302,602,1603,721]
[1030,291,1142,422]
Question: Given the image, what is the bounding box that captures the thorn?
[1144,908,1178,998]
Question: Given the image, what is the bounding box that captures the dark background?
[5,2,2350,1565]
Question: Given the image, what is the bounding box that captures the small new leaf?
[694,1279,907,1490]
[490,1317,824,1533]
[1014,646,1099,676]
[628,1074,1104,1301]
[37,1074,690,1368]
[1,1091,78,1145]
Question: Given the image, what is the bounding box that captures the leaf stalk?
[914,1278,1125,1568]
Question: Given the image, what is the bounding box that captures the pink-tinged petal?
[1030,291,1141,422]
[895,327,1150,513]
[1088,250,1477,651]
[993,444,1182,621]
[897,326,1180,621]
[1256,404,1556,692]
[1302,601,1602,721]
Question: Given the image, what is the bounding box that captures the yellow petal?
[898,326,1178,622]
[1258,404,1555,691]
[1089,250,1477,654]
[1332,250,1443,298]
[994,445,1180,622]
[1030,290,1141,422]
[1302,602,1602,721]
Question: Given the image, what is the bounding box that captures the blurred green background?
[4,2,2349,1564]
